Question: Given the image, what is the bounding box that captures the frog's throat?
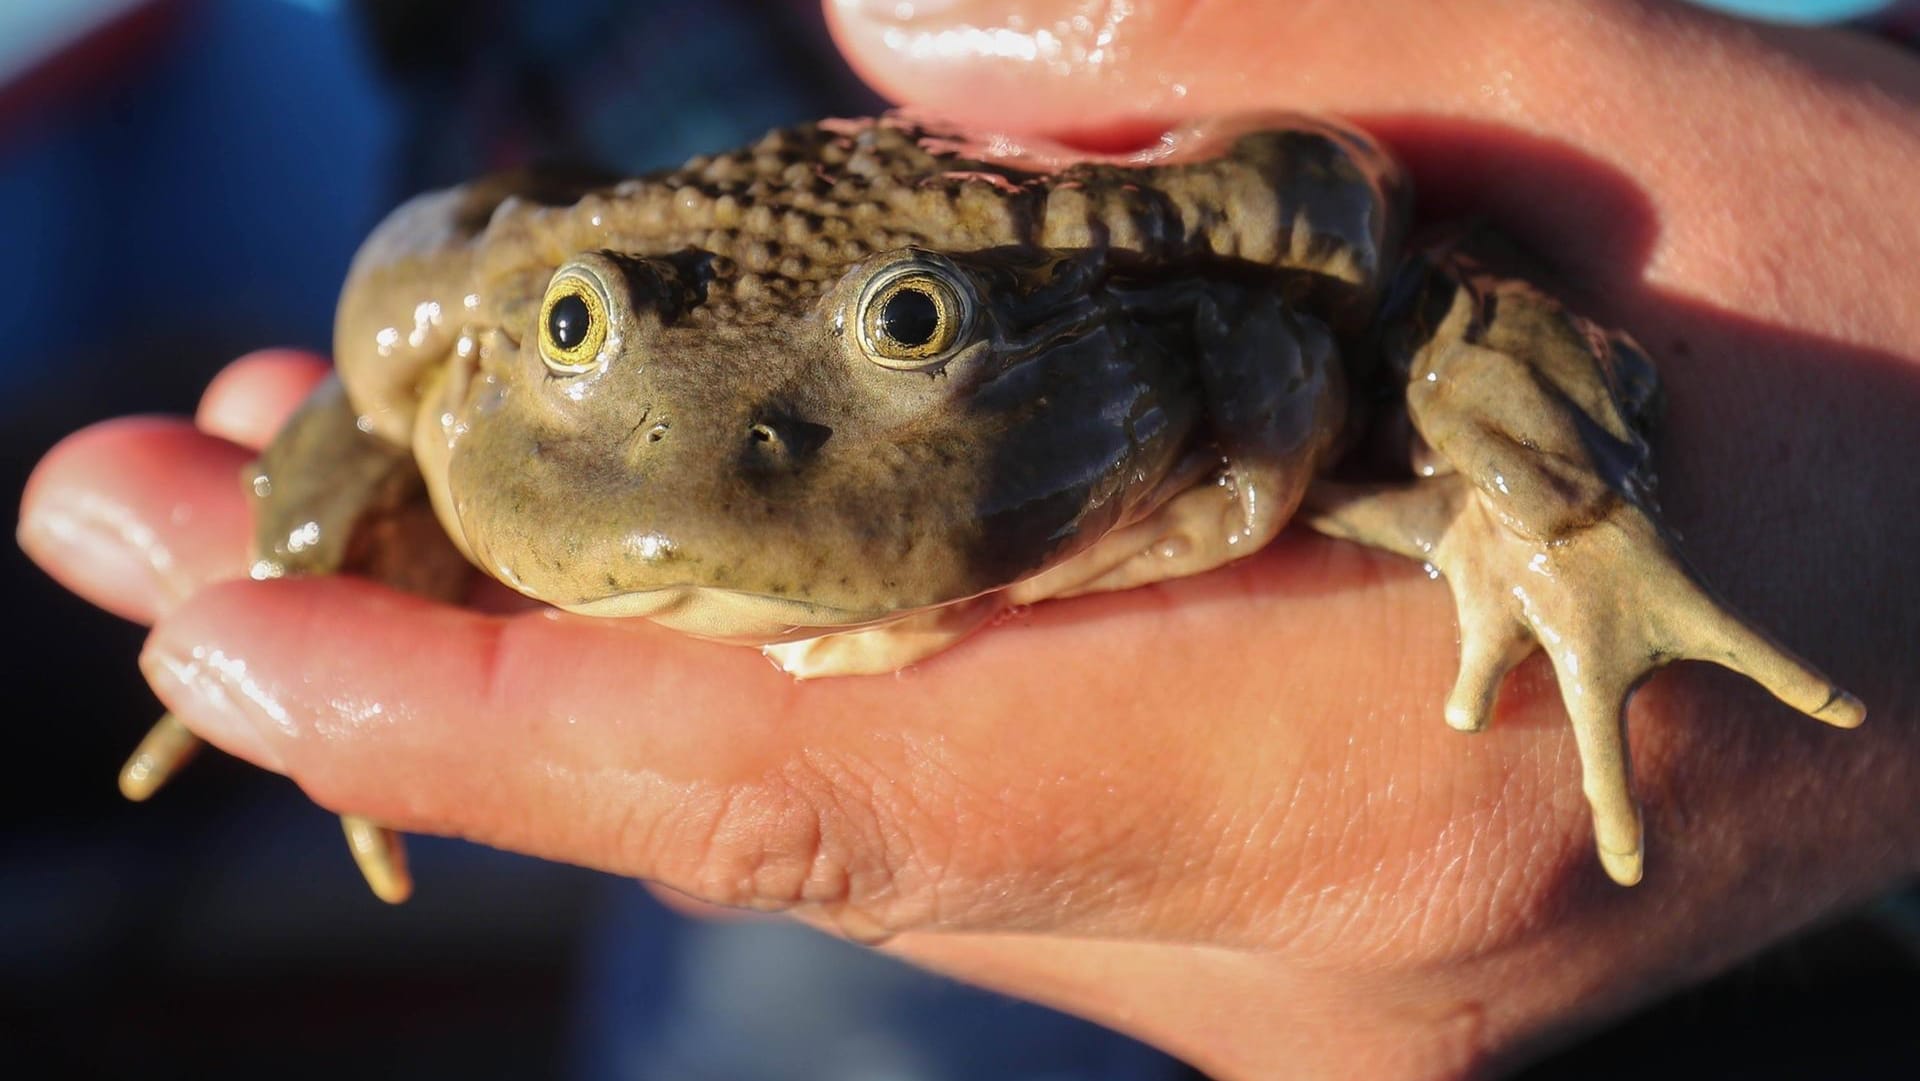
[558,585,891,644]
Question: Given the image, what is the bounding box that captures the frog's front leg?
[1306,251,1863,885]
[1013,282,1350,603]
[124,375,469,902]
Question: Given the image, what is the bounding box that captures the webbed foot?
[1310,477,1861,885]
[1315,248,1862,885]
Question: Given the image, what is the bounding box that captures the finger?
[644,881,769,923]
[828,0,1650,286]
[19,348,332,622]
[827,0,1920,336]
[139,557,1499,942]
[141,575,1212,936]
[828,0,1674,135]
[195,348,333,450]
[19,418,256,623]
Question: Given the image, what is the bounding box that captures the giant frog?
[118,114,1863,900]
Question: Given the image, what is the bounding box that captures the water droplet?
[286,521,321,554]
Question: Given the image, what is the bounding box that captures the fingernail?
[139,641,291,773]
[19,490,188,612]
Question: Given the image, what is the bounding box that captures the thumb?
[822,0,1689,287]
[825,0,1920,348]
[825,0,1642,137]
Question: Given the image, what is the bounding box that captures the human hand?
[20,1,1920,1077]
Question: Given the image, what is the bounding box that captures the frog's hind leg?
[1307,251,1862,885]
[122,375,469,903]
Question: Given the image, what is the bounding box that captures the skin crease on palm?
[15,0,1920,1078]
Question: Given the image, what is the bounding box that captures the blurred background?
[0,1,1914,1078]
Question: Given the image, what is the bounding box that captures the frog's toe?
[1310,474,1859,886]
[1440,598,1536,734]
[120,715,414,900]
[1597,837,1645,888]
[342,815,413,904]
[1306,477,1462,565]
[1308,477,1534,734]
[119,712,202,802]
[1559,663,1647,887]
[1658,588,1867,730]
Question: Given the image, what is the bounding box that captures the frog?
[116,113,1863,902]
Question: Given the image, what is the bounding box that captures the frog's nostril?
[743,415,832,462]
[624,417,670,468]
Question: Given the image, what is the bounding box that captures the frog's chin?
[557,586,889,645]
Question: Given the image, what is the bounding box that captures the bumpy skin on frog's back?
[229,112,1862,893]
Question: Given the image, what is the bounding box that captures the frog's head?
[439,245,1198,640]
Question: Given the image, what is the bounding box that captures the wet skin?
[145,113,1860,897]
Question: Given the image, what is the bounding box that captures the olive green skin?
[330,115,1397,638]
[238,112,1863,890]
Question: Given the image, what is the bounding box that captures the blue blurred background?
[0,2,1914,1078]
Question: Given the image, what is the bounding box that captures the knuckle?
[669,750,947,931]
[631,736,1179,937]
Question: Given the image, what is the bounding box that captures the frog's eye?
[856,262,973,369]
[538,273,610,373]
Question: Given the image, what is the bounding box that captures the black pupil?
[548,293,592,350]
[879,287,940,348]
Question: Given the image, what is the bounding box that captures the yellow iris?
[860,271,967,366]
[539,275,609,373]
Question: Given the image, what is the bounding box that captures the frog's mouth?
[559,585,900,645]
